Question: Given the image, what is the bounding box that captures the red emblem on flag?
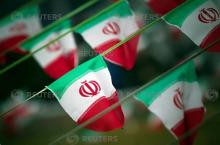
[10,23,27,33]
[173,88,184,110]
[102,22,120,35]
[198,8,219,23]
[79,80,101,97]
[47,41,61,52]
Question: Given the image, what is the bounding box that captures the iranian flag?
[163,0,220,52]
[21,20,78,79]
[146,0,186,16]
[135,61,205,145]
[76,1,140,70]
[0,5,42,63]
[46,55,124,131]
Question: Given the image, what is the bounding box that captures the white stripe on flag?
[182,82,203,111]
[181,1,220,45]
[148,82,202,130]
[59,31,77,53]
[33,33,63,67]
[81,16,138,48]
[0,16,42,40]
[59,68,116,121]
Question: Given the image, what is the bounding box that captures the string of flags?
[1,0,220,145]
[48,37,220,145]
[0,0,99,58]
[0,0,100,75]
[0,0,125,75]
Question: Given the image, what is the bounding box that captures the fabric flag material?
[163,0,220,52]
[0,5,42,63]
[21,20,77,79]
[76,0,140,70]
[135,61,205,145]
[146,0,186,16]
[47,55,124,131]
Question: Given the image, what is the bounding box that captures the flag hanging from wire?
[0,4,42,64]
[46,55,124,131]
[21,20,78,79]
[163,0,220,52]
[75,0,140,70]
[135,61,205,145]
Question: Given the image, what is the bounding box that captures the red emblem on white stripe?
[102,22,120,35]
[198,8,219,23]
[10,23,27,33]
[79,80,101,97]
[47,41,61,52]
[173,88,184,110]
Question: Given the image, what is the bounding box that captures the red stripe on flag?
[171,118,187,140]
[171,107,205,145]
[64,49,78,68]
[95,36,140,70]
[184,107,205,145]
[107,92,125,125]
[44,55,74,79]
[0,35,28,55]
[147,0,186,16]
[77,93,124,132]
[200,24,220,52]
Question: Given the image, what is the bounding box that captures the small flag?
[146,0,185,16]
[0,5,42,61]
[135,61,205,145]
[21,20,78,79]
[76,0,140,70]
[46,55,124,131]
[163,0,220,52]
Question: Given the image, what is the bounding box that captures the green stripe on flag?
[135,61,197,106]
[47,55,107,100]
[162,0,206,27]
[0,4,40,26]
[21,20,71,51]
[75,0,133,33]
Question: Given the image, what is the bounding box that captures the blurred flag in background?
[21,20,78,79]
[163,0,220,52]
[76,1,140,70]
[0,5,42,64]
[135,61,205,145]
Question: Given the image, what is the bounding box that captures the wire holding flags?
[0,0,124,75]
[0,0,100,57]
[0,15,162,117]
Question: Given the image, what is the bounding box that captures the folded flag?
[163,0,220,52]
[135,61,205,145]
[0,4,42,62]
[146,0,185,16]
[76,0,140,70]
[46,55,124,131]
[21,20,77,79]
